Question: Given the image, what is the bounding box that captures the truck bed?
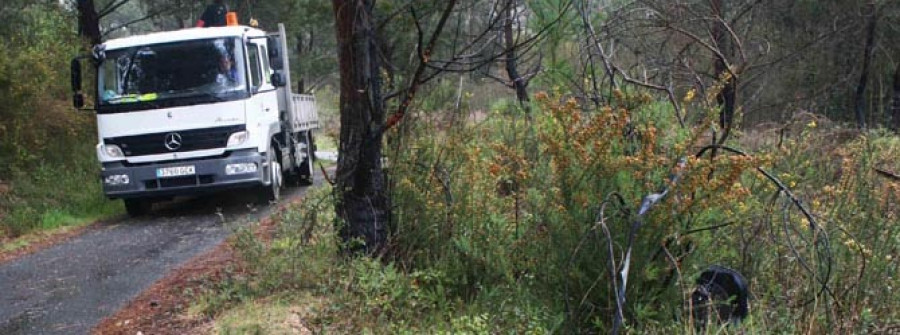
[287,93,318,132]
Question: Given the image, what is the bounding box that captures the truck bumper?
[101,149,266,199]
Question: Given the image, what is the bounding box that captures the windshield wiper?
[120,47,141,94]
[163,88,198,97]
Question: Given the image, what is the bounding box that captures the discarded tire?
[690,265,750,328]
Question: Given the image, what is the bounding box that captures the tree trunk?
[332,0,389,254]
[502,0,529,106]
[854,1,877,129]
[296,35,305,93]
[711,0,735,142]
[77,0,102,45]
[892,66,900,132]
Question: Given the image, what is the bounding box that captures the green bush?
[0,3,116,238]
[384,89,900,332]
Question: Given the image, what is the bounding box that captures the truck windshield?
[98,37,248,113]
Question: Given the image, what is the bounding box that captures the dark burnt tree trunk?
[711,0,736,143]
[296,34,305,93]
[332,0,389,254]
[77,0,102,45]
[501,0,529,106]
[77,0,133,45]
[892,66,900,132]
[854,1,877,129]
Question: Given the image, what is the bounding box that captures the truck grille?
[145,175,215,189]
[104,125,244,156]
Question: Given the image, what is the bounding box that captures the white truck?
[70,24,318,216]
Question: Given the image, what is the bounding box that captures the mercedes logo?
[164,133,182,151]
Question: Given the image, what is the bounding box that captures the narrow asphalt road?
[0,177,318,335]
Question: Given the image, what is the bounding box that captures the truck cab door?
[245,41,280,152]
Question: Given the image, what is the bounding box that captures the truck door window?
[260,45,272,84]
[247,44,262,89]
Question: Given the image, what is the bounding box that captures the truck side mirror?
[71,59,85,108]
[267,36,283,70]
[270,73,286,87]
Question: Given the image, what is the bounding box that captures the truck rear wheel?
[123,198,152,217]
[259,148,282,203]
[297,132,315,186]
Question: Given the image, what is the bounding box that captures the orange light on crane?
[226,12,238,26]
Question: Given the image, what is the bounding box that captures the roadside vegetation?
[0,3,121,242]
[194,83,900,333]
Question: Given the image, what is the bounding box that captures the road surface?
[0,179,317,335]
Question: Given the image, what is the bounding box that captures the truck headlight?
[104,144,125,158]
[104,174,130,185]
[225,163,258,175]
[227,131,249,147]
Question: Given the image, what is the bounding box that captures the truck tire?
[293,132,315,186]
[259,148,282,203]
[123,198,152,217]
[302,132,316,185]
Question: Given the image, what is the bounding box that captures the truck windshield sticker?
[98,37,248,113]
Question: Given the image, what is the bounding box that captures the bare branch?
[875,167,900,181]
[102,9,169,37]
[98,0,130,18]
[382,0,459,133]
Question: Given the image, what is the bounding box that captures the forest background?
[1,0,900,333]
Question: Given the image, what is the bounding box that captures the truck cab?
[72,24,318,216]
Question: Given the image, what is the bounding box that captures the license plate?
[156,165,196,178]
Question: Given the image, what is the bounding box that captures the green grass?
[0,238,29,253]
[211,294,326,335]
[201,183,563,333]
[314,133,337,152]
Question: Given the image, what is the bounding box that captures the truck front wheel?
[259,148,282,203]
[123,198,152,217]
